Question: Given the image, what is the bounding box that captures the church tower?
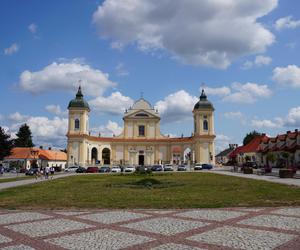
[193,89,215,164]
[67,86,90,166]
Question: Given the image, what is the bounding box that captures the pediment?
[124,109,160,119]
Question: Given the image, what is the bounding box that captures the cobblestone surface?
[0,207,299,250]
[0,212,51,225]
[239,214,300,231]
[150,243,204,250]
[78,211,149,224]
[188,226,296,250]
[45,229,153,250]
[123,217,209,235]
[0,234,11,244]
[177,209,246,221]
[0,244,36,250]
[5,219,93,237]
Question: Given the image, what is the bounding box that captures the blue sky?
[0,0,300,151]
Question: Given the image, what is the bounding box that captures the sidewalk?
[0,173,77,191]
[211,168,300,187]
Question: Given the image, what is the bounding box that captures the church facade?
[66,87,216,167]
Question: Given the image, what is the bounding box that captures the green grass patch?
[0,176,33,183]
[0,172,299,209]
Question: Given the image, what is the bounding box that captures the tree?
[0,126,13,160]
[14,124,34,147]
[243,130,262,145]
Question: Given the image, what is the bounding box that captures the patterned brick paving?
[0,207,299,250]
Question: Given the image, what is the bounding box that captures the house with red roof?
[4,147,67,170]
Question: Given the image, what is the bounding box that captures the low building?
[215,144,238,164]
[4,147,67,170]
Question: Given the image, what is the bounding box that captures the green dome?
[194,89,214,110]
[68,86,90,110]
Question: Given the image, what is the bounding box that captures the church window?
[75,119,80,130]
[203,120,208,131]
[138,125,145,136]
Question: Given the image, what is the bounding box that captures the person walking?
[50,166,55,179]
[45,166,50,179]
[0,164,4,176]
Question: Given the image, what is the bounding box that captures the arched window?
[75,119,80,130]
[203,120,208,131]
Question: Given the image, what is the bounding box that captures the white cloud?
[4,43,19,55]
[223,82,272,103]
[155,90,198,123]
[275,16,300,30]
[91,120,123,137]
[115,62,129,76]
[45,105,67,117]
[89,91,134,115]
[224,111,244,120]
[28,23,37,34]
[251,119,281,129]
[93,0,276,69]
[272,65,300,88]
[18,59,116,96]
[284,106,300,127]
[242,55,272,69]
[8,113,68,147]
[205,86,231,97]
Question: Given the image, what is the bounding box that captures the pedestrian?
[45,166,50,179]
[0,164,4,176]
[50,166,55,179]
[40,167,44,180]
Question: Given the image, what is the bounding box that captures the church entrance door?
[138,155,144,166]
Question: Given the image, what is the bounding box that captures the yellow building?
[67,87,215,167]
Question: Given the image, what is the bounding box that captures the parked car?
[111,166,121,173]
[86,166,99,173]
[177,165,187,171]
[242,161,258,169]
[99,166,111,173]
[124,166,135,172]
[65,166,79,172]
[136,165,148,172]
[194,163,203,170]
[76,166,86,173]
[25,168,39,176]
[202,164,213,170]
[151,165,163,171]
[164,164,174,171]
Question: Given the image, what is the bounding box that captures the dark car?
[76,166,86,173]
[25,168,39,176]
[99,166,111,173]
[151,165,163,171]
[177,165,187,171]
[202,164,213,170]
[242,161,258,169]
[86,166,99,173]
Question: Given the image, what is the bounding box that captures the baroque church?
[67,87,215,167]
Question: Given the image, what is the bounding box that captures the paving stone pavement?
[0,207,299,250]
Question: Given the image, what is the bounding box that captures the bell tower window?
[203,120,208,131]
[75,119,80,130]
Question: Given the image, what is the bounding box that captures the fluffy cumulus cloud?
[251,119,281,129]
[284,107,300,127]
[155,90,198,123]
[272,65,300,88]
[18,59,116,96]
[89,92,134,115]
[7,113,68,147]
[93,0,277,69]
[242,55,272,69]
[4,43,19,55]
[275,16,300,30]
[91,120,123,137]
[206,82,272,103]
[45,105,67,117]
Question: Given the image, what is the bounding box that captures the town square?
[0,0,300,249]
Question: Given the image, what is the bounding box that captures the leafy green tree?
[14,124,34,147]
[0,126,13,160]
[243,130,261,145]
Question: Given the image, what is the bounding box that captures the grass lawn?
[0,172,299,209]
[0,176,33,183]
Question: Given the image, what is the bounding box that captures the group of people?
[35,165,55,180]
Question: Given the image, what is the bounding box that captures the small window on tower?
[203,120,208,131]
[138,125,145,136]
[75,119,80,130]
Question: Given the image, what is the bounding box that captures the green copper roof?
[194,89,215,110]
[68,86,90,110]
